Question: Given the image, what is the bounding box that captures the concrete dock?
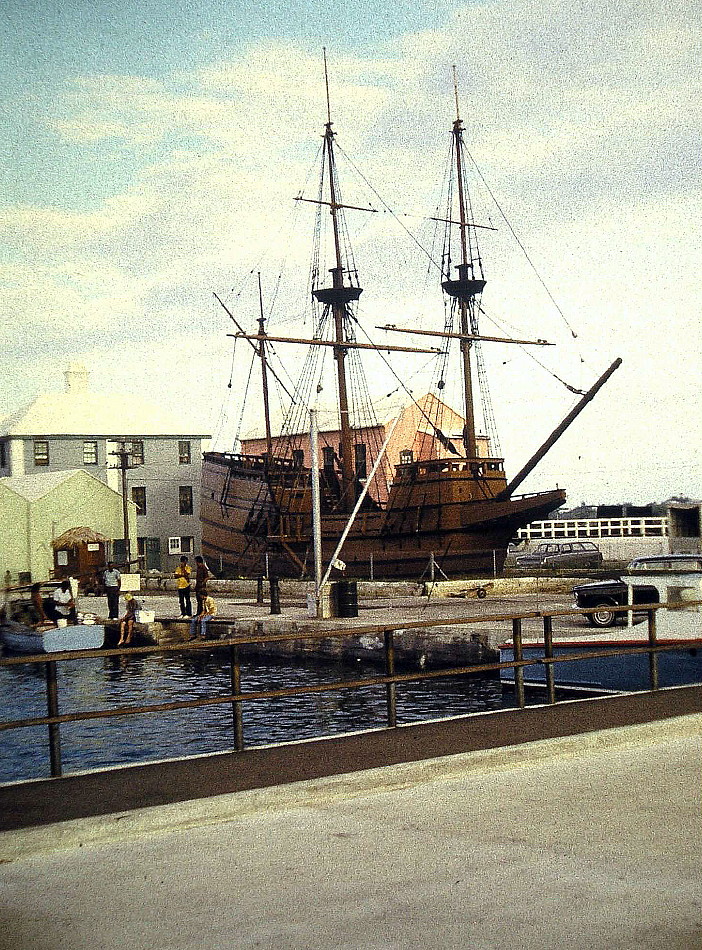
[90,578,590,665]
[1,713,700,950]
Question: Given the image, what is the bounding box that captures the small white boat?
[0,594,106,654]
[0,619,106,654]
[500,562,702,692]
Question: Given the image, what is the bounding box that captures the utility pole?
[108,442,142,567]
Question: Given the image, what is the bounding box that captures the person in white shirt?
[102,562,121,619]
[52,581,77,625]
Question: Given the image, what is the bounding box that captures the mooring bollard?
[269,576,281,615]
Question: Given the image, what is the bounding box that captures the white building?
[0,364,211,571]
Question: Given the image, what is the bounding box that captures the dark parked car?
[572,554,702,627]
[515,541,603,570]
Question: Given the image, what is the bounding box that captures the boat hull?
[0,621,106,654]
[499,637,702,692]
[201,452,565,578]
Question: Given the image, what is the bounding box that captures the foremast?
[441,71,486,459]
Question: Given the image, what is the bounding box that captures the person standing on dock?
[189,594,216,640]
[102,562,121,620]
[194,555,209,615]
[175,555,192,619]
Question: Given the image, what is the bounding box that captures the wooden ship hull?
[201,451,566,578]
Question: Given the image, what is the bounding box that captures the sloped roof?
[1,364,210,439]
[0,470,85,502]
[1,391,210,438]
[240,394,467,443]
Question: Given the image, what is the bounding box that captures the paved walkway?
[1,716,700,949]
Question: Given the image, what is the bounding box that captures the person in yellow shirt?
[189,595,216,640]
[175,555,192,618]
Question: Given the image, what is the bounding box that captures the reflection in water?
[0,647,515,783]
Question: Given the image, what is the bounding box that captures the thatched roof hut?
[52,527,108,549]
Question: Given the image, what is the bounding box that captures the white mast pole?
[310,409,323,610]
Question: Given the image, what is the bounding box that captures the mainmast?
[441,69,486,459]
[311,50,363,512]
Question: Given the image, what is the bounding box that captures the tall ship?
[202,65,618,579]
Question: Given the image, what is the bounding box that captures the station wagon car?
[515,541,603,570]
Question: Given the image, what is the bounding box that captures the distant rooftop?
[0,364,211,439]
[0,469,96,502]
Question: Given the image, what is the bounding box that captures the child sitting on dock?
[189,595,216,641]
[117,593,141,646]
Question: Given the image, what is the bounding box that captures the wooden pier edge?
[1,684,700,832]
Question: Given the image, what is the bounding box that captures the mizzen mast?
[441,68,486,459]
[256,272,274,463]
[311,49,363,511]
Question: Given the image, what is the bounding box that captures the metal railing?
[0,602,698,780]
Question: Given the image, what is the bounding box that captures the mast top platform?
[442,262,486,301]
[313,285,363,306]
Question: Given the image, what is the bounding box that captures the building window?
[400,449,414,465]
[292,449,304,468]
[83,440,98,465]
[0,440,7,468]
[179,440,191,464]
[179,486,193,516]
[354,443,367,480]
[322,446,335,470]
[132,486,147,516]
[34,440,49,467]
[168,536,194,555]
[130,440,144,465]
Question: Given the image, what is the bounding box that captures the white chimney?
[64,362,89,393]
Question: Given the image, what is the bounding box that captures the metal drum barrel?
[336,580,358,618]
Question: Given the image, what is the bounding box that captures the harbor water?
[0,648,527,784]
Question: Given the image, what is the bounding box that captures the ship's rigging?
[202,56,620,580]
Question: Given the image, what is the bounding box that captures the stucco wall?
[0,471,137,583]
[0,484,30,581]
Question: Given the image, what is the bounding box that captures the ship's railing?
[1,601,699,782]
[405,457,504,478]
[204,451,303,473]
[517,517,668,540]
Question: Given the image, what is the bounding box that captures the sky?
[1,0,700,507]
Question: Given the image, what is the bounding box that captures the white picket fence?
[517,517,668,541]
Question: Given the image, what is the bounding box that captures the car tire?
[587,603,617,628]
